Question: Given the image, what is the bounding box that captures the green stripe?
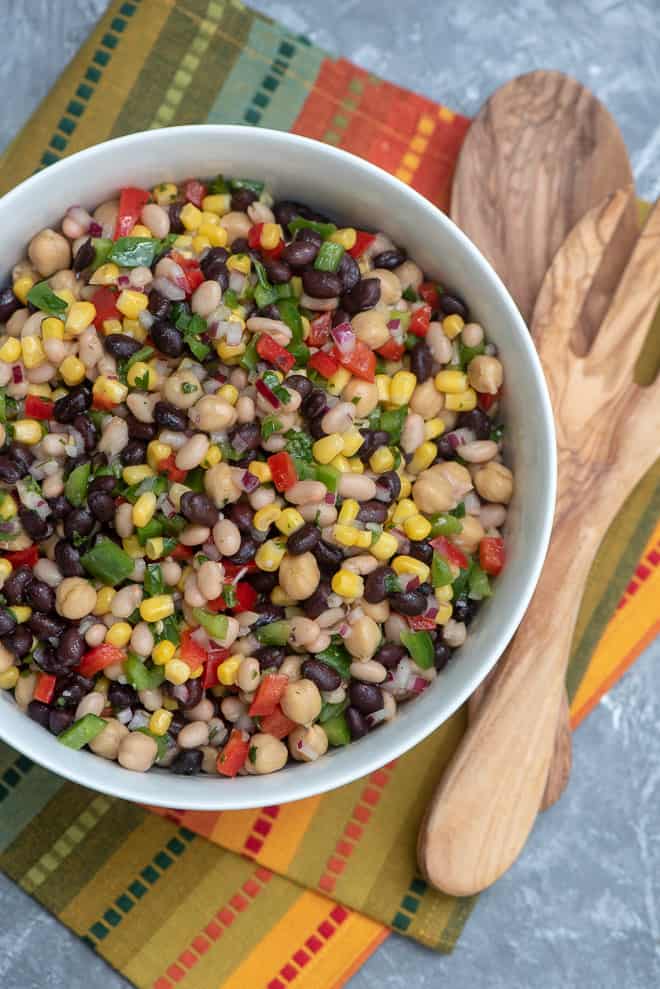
[0,745,65,853]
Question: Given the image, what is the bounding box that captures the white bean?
[79,326,103,369]
[443,619,467,648]
[138,688,163,712]
[175,433,209,471]
[180,524,210,546]
[192,280,222,317]
[185,698,215,723]
[213,518,241,556]
[178,721,210,749]
[130,622,154,657]
[236,395,255,423]
[237,657,261,693]
[111,585,143,619]
[401,412,425,454]
[349,659,387,683]
[85,623,107,647]
[456,440,499,464]
[98,416,129,456]
[33,558,62,587]
[141,203,170,239]
[161,560,182,586]
[197,560,223,600]
[114,502,134,539]
[337,474,376,501]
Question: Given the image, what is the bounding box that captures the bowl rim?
[0,124,556,809]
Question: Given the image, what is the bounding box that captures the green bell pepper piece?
[136,518,163,546]
[323,713,351,746]
[57,714,107,750]
[90,237,113,271]
[468,563,492,601]
[314,241,345,272]
[431,552,453,588]
[288,218,337,240]
[379,405,408,445]
[400,630,434,670]
[429,513,463,537]
[136,728,169,760]
[277,299,304,344]
[64,462,90,508]
[124,652,165,691]
[192,608,229,641]
[144,563,165,597]
[314,643,352,680]
[255,620,291,647]
[315,463,340,493]
[319,698,349,724]
[81,538,134,585]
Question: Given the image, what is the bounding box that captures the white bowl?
[0,126,556,809]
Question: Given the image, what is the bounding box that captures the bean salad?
[0,175,512,777]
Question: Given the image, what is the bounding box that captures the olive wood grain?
[452,70,639,808]
[418,189,660,896]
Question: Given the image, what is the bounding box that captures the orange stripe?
[327,928,389,989]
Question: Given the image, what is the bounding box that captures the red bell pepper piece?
[419,282,440,309]
[78,643,126,679]
[430,535,469,571]
[268,451,297,492]
[91,286,120,332]
[256,334,295,373]
[407,614,437,631]
[158,452,187,483]
[259,707,297,740]
[478,390,499,411]
[308,312,332,348]
[408,303,432,338]
[207,580,258,614]
[222,561,257,581]
[262,240,285,260]
[201,646,231,689]
[377,338,405,361]
[348,230,376,258]
[247,223,264,249]
[170,543,193,561]
[114,186,150,239]
[179,628,208,671]
[217,729,250,777]
[479,537,506,576]
[33,672,56,704]
[308,350,339,379]
[183,179,207,208]
[169,252,204,294]
[248,674,288,717]
[333,340,376,382]
[4,546,39,568]
[24,395,54,420]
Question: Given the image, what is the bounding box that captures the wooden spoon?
[418,188,660,896]
[450,69,639,807]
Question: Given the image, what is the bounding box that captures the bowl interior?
[0,126,556,809]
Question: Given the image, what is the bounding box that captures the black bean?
[297,227,324,246]
[29,612,66,639]
[248,570,278,595]
[255,646,284,669]
[179,491,218,528]
[57,628,86,667]
[33,644,65,675]
[0,286,20,323]
[230,187,257,212]
[63,507,94,539]
[374,643,406,669]
[263,258,291,284]
[167,710,186,739]
[302,581,330,619]
[203,257,229,290]
[88,489,115,523]
[72,238,95,273]
[0,607,16,636]
[54,674,94,708]
[435,434,458,460]
[282,240,319,268]
[47,495,70,521]
[168,202,184,233]
[73,413,97,453]
[180,675,204,710]
[49,709,75,736]
[0,456,22,483]
[251,603,285,629]
[9,444,33,475]
[364,566,393,604]
[27,700,51,729]
[151,319,184,358]
[456,408,491,441]
[120,439,147,467]
[126,413,157,441]
[230,237,250,255]
[4,566,33,605]
[228,422,261,453]
[89,474,116,494]
[389,588,427,616]
[154,401,188,432]
[309,416,325,441]
[374,471,401,504]
[348,682,383,715]
[108,682,138,711]
[408,540,433,565]
[148,288,172,320]
[55,539,84,578]
[312,540,343,574]
[226,534,258,565]
[434,639,451,671]
[201,247,229,275]
[339,252,360,293]
[5,625,32,659]
[53,383,91,423]
[372,248,406,270]
[287,522,320,556]
[256,303,281,320]
[452,596,479,626]
[410,340,433,383]
[341,277,381,314]
[302,269,342,299]
[227,503,254,532]
[439,292,468,320]
[285,374,313,400]
[26,579,55,613]
[103,333,141,361]
[19,508,53,542]
[345,706,368,740]
[357,500,387,525]
[357,429,389,462]
[301,388,328,420]
[170,749,203,775]
[301,659,341,692]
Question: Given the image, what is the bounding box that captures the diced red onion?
[128,710,150,731]
[446,427,475,448]
[240,470,259,492]
[203,378,219,394]
[324,492,336,505]
[117,274,131,288]
[16,480,51,519]
[157,494,176,518]
[172,684,189,703]
[383,658,411,694]
[228,271,246,294]
[330,321,356,354]
[89,221,103,237]
[67,205,93,232]
[387,319,400,331]
[152,276,186,301]
[338,623,350,638]
[138,309,154,330]
[11,364,23,384]
[464,490,481,515]
[226,322,243,346]
[0,521,17,535]
[116,708,133,725]
[408,676,429,695]
[297,738,320,761]
[255,378,280,408]
[366,708,387,727]
[406,575,420,591]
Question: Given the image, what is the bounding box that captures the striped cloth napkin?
[0,2,658,987]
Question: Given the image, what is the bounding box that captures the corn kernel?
[0,337,21,363]
[370,531,399,561]
[122,465,154,485]
[105,622,132,648]
[93,375,129,406]
[127,361,159,390]
[145,537,165,560]
[147,440,172,471]
[203,444,222,467]
[375,374,391,402]
[331,569,364,599]
[26,384,51,399]
[276,508,304,536]
[0,494,16,521]
[255,538,287,572]
[271,585,296,606]
[165,659,191,685]
[64,301,96,336]
[444,388,478,412]
[330,454,351,473]
[435,585,453,604]
[204,223,228,248]
[333,524,359,548]
[0,558,13,583]
[390,370,417,406]
[301,315,311,339]
[168,482,189,510]
[218,655,241,686]
[149,708,173,735]
[353,529,373,549]
[341,428,364,457]
[404,513,432,541]
[41,316,64,341]
[152,640,176,666]
[392,555,430,582]
[153,182,178,205]
[180,202,203,231]
[313,433,344,464]
[217,383,238,405]
[132,491,157,529]
[102,318,123,336]
[13,419,42,445]
[248,461,272,484]
[408,441,437,474]
[21,336,45,369]
[173,235,194,251]
[326,367,351,395]
[260,223,282,250]
[435,602,453,625]
[58,355,85,387]
[390,499,416,526]
[253,504,282,532]
[425,417,445,440]
[370,446,395,473]
[226,254,251,275]
[435,369,468,394]
[442,314,464,339]
[192,234,211,254]
[202,193,231,215]
[347,456,364,474]
[54,289,75,309]
[94,586,115,616]
[9,606,31,623]
[90,263,120,286]
[122,536,143,559]
[337,499,360,525]
[162,695,180,710]
[398,472,412,499]
[0,667,18,690]
[13,276,34,304]
[329,227,357,251]
[216,340,245,363]
[140,595,174,623]
[116,290,148,321]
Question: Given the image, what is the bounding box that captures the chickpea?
[89,718,129,760]
[138,688,163,713]
[289,616,320,649]
[140,202,170,239]
[56,577,96,620]
[230,368,248,389]
[220,697,245,722]
[176,433,209,471]
[451,514,485,554]
[178,721,210,749]
[341,377,378,417]
[245,733,288,774]
[410,378,444,419]
[14,671,36,709]
[205,462,242,506]
[237,657,261,693]
[281,678,322,725]
[213,518,241,556]
[426,322,454,365]
[394,259,423,292]
[28,228,72,277]
[162,370,203,409]
[480,503,507,529]
[288,724,329,762]
[412,461,473,514]
[197,559,224,600]
[279,655,303,681]
[191,279,222,317]
[130,622,154,657]
[93,199,119,237]
[467,355,503,395]
[49,268,80,299]
[189,394,237,432]
[474,461,513,504]
[344,616,381,660]
[461,322,484,348]
[220,211,252,244]
[278,552,320,601]
[111,584,143,619]
[351,310,390,349]
[182,699,215,724]
[117,732,158,772]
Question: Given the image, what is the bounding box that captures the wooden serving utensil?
[450,69,640,807]
[418,188,660,896]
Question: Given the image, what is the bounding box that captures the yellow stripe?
[260,796,323,872]
[395,112,436,186]
[210,807,261,851]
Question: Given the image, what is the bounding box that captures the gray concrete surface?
[1,2,659,987]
